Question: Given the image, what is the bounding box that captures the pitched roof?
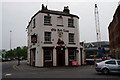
[27,9,79,28]
[40,9,79,18]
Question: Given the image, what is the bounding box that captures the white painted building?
[27,4,84,67]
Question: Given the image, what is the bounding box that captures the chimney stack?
[63,6,70,14]
[41,4,48,11]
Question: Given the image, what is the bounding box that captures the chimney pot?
[63,6,70,14]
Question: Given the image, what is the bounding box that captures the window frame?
[44,32,51,42]
[44,49,53,62]
[44,15,51,25]
[68,18,74,27]
[33,18,36,28]
[69,33,74,43]
[117,61,120,65]
[69,50,76,61]
[105,60,116,65]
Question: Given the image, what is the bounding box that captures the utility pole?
[10,30,12,50]
[94,4,101,47]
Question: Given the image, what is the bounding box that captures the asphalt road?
[2,60,120,78]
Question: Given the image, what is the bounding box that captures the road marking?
[13,65,18,71]
[5,74,12,76]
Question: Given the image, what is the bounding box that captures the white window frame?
[68,18,74,27]
[44,16,51,24]
[44,32,51,42]
[69,33,74,43]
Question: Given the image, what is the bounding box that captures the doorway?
[56,46,65,66]
[30,48,36,66]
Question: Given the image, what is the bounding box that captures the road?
[2,60,120,78]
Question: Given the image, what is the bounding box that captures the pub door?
[56,47,65,66]
[30,48,36,66]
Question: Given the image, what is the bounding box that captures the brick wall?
[108,5,120,59]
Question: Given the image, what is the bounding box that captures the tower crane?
[94,4,101,46]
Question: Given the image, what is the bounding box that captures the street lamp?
[10,30,12,50]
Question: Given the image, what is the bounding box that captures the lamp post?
[10,30,12,50]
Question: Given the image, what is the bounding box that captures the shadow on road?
[95,72,120,77]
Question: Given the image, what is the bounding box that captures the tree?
[21,46,28,58]
[5,46,28,59]
[15,47,22,58]
[5,49,15,58]
[15,46,28,58]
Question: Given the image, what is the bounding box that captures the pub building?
[27,4,84,67]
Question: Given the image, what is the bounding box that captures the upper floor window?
[31,34,37,43]
[33,19,36,28]
[44,32,51,42]
[68,18,74,27]
[69,33,74,43]
[44,15,51,25]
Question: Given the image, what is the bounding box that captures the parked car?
[2,58,11,62]
[2,58,6,62]
[95,59,120,74]
[7,58,11,61]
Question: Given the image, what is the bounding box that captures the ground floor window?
[69,50,76,61]
[44,49,53,62]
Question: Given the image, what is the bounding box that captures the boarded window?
[57,16,63,26]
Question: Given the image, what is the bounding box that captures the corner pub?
[27,4,84,67]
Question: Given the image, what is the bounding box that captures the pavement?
[12,60,95,71]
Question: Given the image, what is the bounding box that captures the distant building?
[108,5,120,59]
[0,49,6,58]
[83,41,110,58]
[27,4,84,67]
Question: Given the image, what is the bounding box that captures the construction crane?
[94,4,101,45]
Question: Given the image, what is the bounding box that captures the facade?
[108,4,120,59]
[27,4,83,67]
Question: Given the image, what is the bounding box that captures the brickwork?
[108,5,120,59]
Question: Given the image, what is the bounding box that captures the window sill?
[45,60,52,62]
[57,25,64,27]
[32,43,36,45]
[69,60,76,61]
[44,42,52,44]
[44,24,52,26]
[68,43,76,44]
[68,26,75,28]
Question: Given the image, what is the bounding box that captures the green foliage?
[5,46,28,58]
[5,49,15,58]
